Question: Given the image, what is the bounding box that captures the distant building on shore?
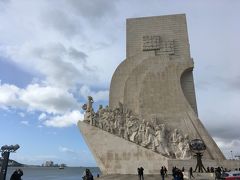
[43,161,54,167]
[42,161,66,167]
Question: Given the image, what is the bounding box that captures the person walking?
[189,167,194,179]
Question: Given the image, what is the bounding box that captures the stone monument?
[78,14,240,175]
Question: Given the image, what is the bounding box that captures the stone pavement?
[97,173,215,180]
[98,174,172,180]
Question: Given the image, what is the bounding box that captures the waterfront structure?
[78,14,240,174]
[44,161,54,167]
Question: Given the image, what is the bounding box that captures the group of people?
[83,97,191,159]
[172,167,184,180]
[137,166,178,180]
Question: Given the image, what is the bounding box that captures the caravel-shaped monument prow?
[78,14,232,175]
[109,14,224,161]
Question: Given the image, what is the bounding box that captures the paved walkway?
[98,174,173,180]
[98,173,215,180]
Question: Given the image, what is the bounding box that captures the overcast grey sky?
[0,0,240,165]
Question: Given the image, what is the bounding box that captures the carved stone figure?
[108,111,115,134]
[118,115,125,138]
[100,110,110,131]
[170,129,182,154]
[125,119,133,140]
[138,119,146,144]
[142,122,155,149]
[175,135,186,159]
[156,124,170,156]
[181,134,191,159]
[82,96,95,125]
[97,105,104,118]
[129,116,139,142]
[82,96,191,159]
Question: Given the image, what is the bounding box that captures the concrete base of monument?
[189,172,215,180]
[78,121,240,174]
[78,121,168,174]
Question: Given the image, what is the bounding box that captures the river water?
[6,167,101,180]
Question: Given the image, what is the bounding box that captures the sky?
[0,0,240,166]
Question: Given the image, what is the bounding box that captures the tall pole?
[0,151,10,180]
[230,150,233,159]
[0,144,20,180]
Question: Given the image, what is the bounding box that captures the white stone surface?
[109,14,225,161]
[78,14,240,175]
[78,121,168,174]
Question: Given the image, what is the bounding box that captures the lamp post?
[230,150,233,160]
[0,144,20,180]
[189,139,207,173]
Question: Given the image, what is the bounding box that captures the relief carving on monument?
[142,35,161,51]
[82,97,192,160]
[142,35,175,55]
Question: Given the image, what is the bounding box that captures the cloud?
[209,123,240,141]
[222,75,240,92]
[0,83,24,108]
[38,113,47,121]
[59,146,76,154]
[79,85,109,102]
[18,112,25,117]
[21,84,80,113]
[64,0,118,22]
[20,120,29,125]
[0,0,10,11]
[0,83,80,114]
[43,110,83,128]
[3,42,96,89]
[41,9,81,38]
[214,138,240,159]
[0,0,10,3]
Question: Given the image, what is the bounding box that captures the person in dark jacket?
[160,166,165,180]
[189,167,194,179]
[10,169,23,180]
[82,168,94,180]
[137,167,144,180]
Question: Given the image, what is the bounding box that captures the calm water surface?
[6,167,101,180]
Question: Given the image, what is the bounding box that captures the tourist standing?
[172,166,177,180]
[189,167,194,179]
[160,166,165,180]
[163,166,168,177]
[137,167,144,180]
[10,169,23,180]
[82,169,94,180]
